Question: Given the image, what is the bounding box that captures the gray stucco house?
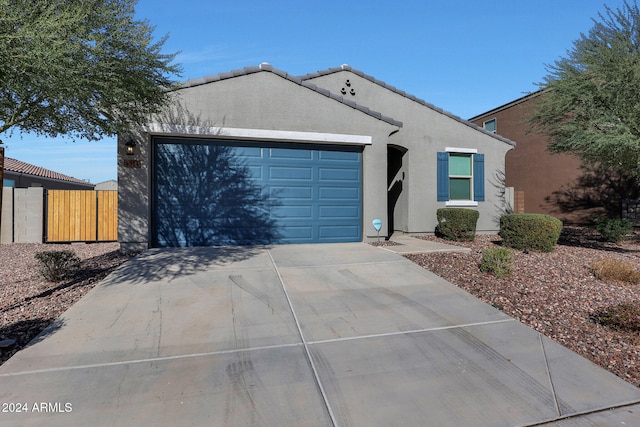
[118,64,515,251]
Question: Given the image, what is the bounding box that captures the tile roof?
[299,65,516,147]
[177,63,404,128]
[467,89,546,122]
[176,63,516,147]
[3,157,93,186]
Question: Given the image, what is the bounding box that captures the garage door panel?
[319,187,359,200]
[280,226,313,240]
[153,138,361,247]
[235,146,264,158]
[319,167,360,181]
[246,165,264,179]
[270,148,313,160]
[319,150,360,162]
[272,205,313,220]
[269,166,313,181]
[270,186,313,200]
[319,225,361,239]
[319,205,360,219]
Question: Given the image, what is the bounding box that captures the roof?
[468,89,546,122]
[300,64,516,146]
[3,157,93,186]
[178,63,403,128]
[177,63,515,147]
[300,65,516,147]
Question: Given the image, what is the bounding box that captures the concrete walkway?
[1,243,640,426]
[386,233,472,254]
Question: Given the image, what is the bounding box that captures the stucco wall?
[305,70,514,234]
[0,187,43,244]
[119,67,514,250]
[118,71,399,250]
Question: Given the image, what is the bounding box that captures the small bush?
[591,302,640,332]
[436,208,479,241]
[591,258,640,285]
[480,248,514,278]
[499,214,562,253]
[594,218,633,243]
[34,250,81,282]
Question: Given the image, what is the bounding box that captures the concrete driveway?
[1,242,640,426]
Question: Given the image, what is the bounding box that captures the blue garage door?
[152,137,362,247]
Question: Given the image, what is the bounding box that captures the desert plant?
[480,248,514,279]
[591,258,640,285]
[435,208,479,242]
[594,218,633,243]
[34,250,81,282]
[590,302,640,332]
[499,213,562,253]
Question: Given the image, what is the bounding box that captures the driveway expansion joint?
[307,318,517,345]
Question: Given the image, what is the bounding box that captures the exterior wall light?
[125,139,136,155]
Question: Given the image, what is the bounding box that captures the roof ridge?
[177,63,403,129]
[3,157,92,185]
[299,65,516,147]
[468,89,546,122]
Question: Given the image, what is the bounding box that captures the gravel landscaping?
[0,243,134,365]
[1,229,640,390]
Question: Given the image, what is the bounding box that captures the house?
[95,180,118,191]
[469,91,631,224]
[118,64,515,251]
[3,157,94,190]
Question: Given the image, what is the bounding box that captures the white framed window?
[437,148,485,205]
[483,118,497,133]
[448,153,473,201]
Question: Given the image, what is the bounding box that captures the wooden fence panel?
[46,190,117,242]
[97,190,118,241]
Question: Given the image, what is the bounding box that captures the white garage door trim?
[144,123,372,146]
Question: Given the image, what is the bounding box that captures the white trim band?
[144,123,372,145]
[446,201,479,207]
[445,147,478,153]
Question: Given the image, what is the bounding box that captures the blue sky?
[3,0,627,184]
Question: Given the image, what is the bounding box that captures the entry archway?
[387,144,408,237]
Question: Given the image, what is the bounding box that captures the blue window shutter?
[437,152,449,201]
[473,154,485,202]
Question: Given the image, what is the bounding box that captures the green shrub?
[480,248,514,278]
[594,218,633,243]
[34,250,81,282]
[435,208,479,241]
[590,302,640,332]
[499,213,562,253]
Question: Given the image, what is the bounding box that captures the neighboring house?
[95,180,118,191]
[118,64,515,251]
[3,157,94,190]
[469,91,625,224]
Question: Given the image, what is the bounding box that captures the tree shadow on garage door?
[152,141,282,247]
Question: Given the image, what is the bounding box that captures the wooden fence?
[45,190,118,243]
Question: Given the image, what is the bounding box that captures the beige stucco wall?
[305,70,514,234]
[0,187,44,244]
[118,71,399,251]
[118,67,513,251]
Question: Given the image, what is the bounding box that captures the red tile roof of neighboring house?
[3,157,92,186]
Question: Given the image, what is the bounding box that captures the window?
[3,179,15,187]
[449,153,472,200]
[483,118,496,133]
[437,150,485,204]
